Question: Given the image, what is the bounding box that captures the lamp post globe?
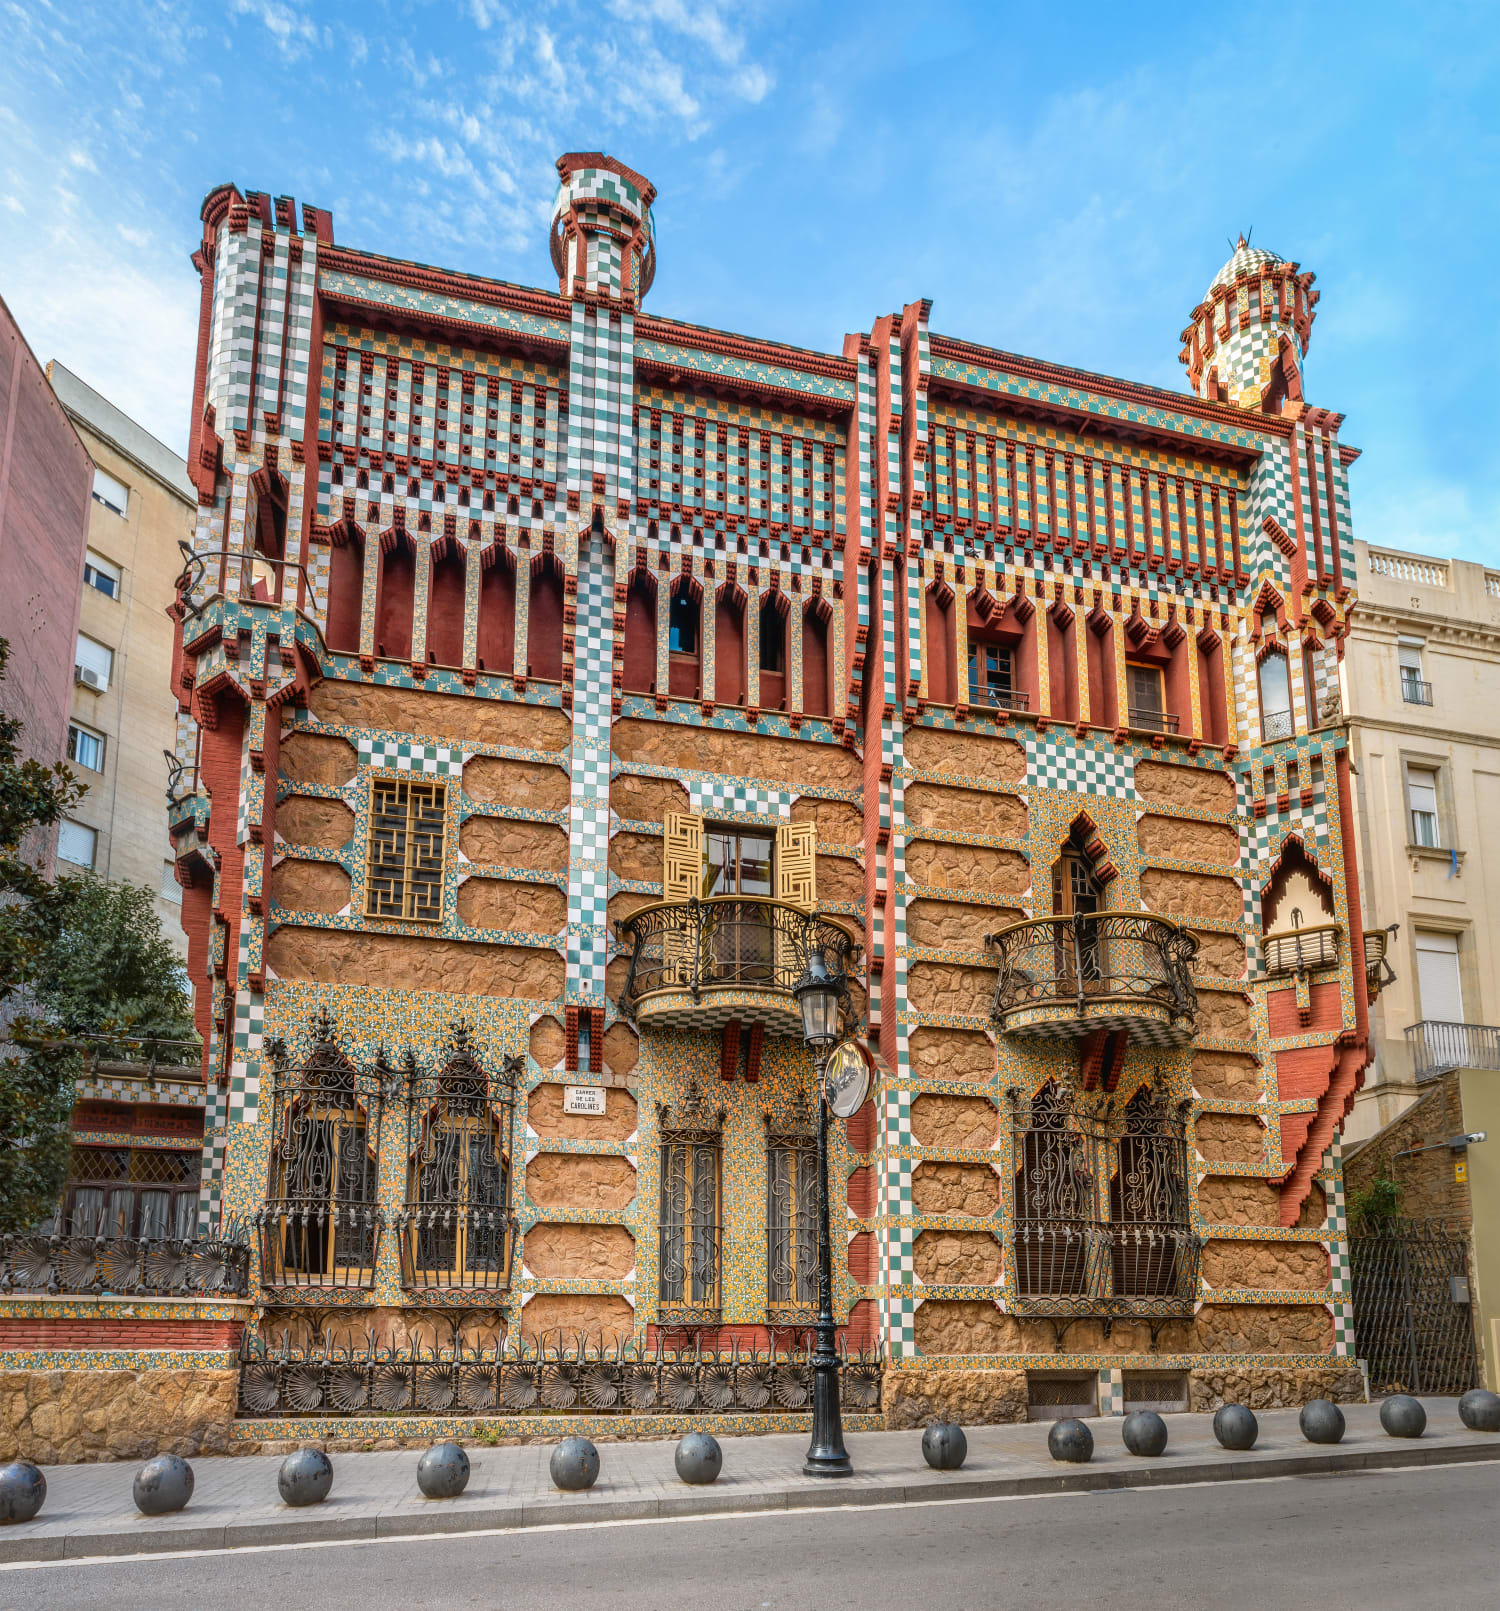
[794,946,853,1480]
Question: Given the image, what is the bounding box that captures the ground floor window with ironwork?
[766,1129,817,1321]
[397,1029,519,1293]
[63,1146,198,1240]
[1009,1079,1199,1316]
[256,1016,386,1290]
[658,1096,722,1326]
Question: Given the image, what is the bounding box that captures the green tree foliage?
[1349,1174,1402,1229]
[0,635,87,1232]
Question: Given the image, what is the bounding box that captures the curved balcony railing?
[1263,923,1341,977]
[1,1229,251,1297]
[987,913,1198,1043]
[615,897,859,1035]
[1009,1217,1202,1317]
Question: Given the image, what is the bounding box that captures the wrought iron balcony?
[1401,675,1434,706]
[1263,923,1340,977]
[1363,925,1398,1000]
[615,897,859,1036]
[1127,706,1180,735]
[969,685,1030,712]
[255,1201,385,1294]
[1406,1019,1500,1081]
[0,1230,251,1297]
[1261,708,1295,742]
[1009,1217,1202,1318]
[987,913,1198,1045]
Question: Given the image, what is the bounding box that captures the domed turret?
[550,152,656,309]
[1180,234,1319,413]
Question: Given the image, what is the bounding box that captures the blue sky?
[2,0,1496,561]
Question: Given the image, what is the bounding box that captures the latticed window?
[257,1018,386,1290]
[64,1146,198,1240]
[399,1028,519,1292]
[1009,1078,1198,1315]
[366,777,446,921]
[766,1135,817,1317]
[659,1126,721,1325]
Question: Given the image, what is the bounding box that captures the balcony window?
[1407,767,1441,848]
[1414,930,1463,1024]
[1399,642,1432,705]
[1009,1080,1198,1315]
[766,1131,817,1317]
[1126,663,1176,733]
[968,642,1025,710]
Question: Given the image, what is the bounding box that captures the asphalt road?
[1,1461,1494,1610]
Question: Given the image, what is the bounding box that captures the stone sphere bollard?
[277,1447,334,1507]
[1121,1410,1169,1458]
[1212,1404,1259,1451]
[674,1431,723,1485]
[133,1453,195,1516]
[1458,1388,1500,1432]
[1047,1418,1094,1464]
[550,1436,599,1492]
[0,1462,46,1525]
[920,1421,968,1471]
[1379,1395,1427,1439]
[416,1443,471,1499]
[1299,1400,1346,1445]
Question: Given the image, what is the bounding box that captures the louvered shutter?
[775,822,817,912]
[662,812,704,984]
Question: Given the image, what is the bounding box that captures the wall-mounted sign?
[1455,1158,1468,1184]
[563,1085,607,1117]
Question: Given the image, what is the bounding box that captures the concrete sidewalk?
[3,1399,1495,1563]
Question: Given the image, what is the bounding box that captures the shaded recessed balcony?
[986,913,1198,1046]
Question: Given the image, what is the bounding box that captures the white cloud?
[229,0,320,62]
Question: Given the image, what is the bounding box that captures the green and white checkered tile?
[1098,1367,1125,1416]
[358,738,466,776]
[1027,731,1134,798]
[686,778,796,820]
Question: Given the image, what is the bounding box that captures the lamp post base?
[802,1452,855,1478]
[803,1352,853,1477]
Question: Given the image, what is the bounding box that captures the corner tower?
[1180,236,1319,413]
[550,151,657,308]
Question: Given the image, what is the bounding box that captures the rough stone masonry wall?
[0,1367,240,1465]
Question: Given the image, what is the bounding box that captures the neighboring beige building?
[47,363,195,953]
[1343,538,1500,1143]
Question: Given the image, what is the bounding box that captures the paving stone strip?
[2,1401,1495,1564]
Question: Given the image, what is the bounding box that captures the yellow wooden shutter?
[663,812,704,902]
[775,822,817,912]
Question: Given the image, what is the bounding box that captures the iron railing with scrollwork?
[1262,924,1340,976]
[1,1228,251,1297]
[1007,1081,1200,1317]
[987,913,1197,1030]
[615,897,858,1018]
[1363,924,1398,999]
[235,1330,884,1419]
[1261,707,1295,742]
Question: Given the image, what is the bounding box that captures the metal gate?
[1349,1220,1478,1395]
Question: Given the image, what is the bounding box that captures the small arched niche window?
[1258,649,1293,742]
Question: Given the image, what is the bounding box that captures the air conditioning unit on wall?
[75,665,106,691]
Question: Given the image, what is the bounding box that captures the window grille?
[256,1015,387,1291]
[64,1146,199,1241]
[397,1027,521,1293]
[365,777,446,921]
[1008,1079,1198,1316]
[658,1087,723,1326]
[766,1130,817,1319]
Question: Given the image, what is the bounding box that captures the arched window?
[714,586,747,705]
[325,526,364,655]
[667,578,701,699]
[398,1028,519,1293]
[1053,824,1106,985]
[376,532,417,661]
[1258,649,1293,741]
[528,555,565,682]
[801,600,833,717]
[622,569,657,694]
[758,594,787,709]
[476,545,516,675]
[426,539,467,668]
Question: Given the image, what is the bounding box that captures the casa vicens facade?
[0,153,1387,1459]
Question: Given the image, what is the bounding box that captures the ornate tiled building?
[149,165,1381,1439]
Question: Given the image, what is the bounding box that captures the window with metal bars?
[365,777,446,921]
[64,1146,199,1240]
[658,1131,721,1324]
[766,1136,817,1317]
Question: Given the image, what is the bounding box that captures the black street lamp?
[793,948,853,1478]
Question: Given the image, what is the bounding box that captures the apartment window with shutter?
[68,723,104,771]
[160,860,182,904]
[91,468,129,518]
[365,777,446,921]
[57,819,97,868]
[1407,766,1441,849]
[1399,641,1432,705]
[83,551,122,600]
[74,634,113,692]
